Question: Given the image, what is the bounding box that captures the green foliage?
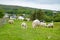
[54,13,60,22]
[0,9,4,18]
[30,9,45,20]
[0,4,60,22]
[45,10,53,16]
[44,15,53,22]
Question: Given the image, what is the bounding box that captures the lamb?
[32,19,40,28]
[8,19,14,24]
[47,21,53,28]
[21,22,27,29]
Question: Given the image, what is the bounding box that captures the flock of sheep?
[32,19,53,28]
[8,19,53,29]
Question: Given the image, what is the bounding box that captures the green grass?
[0,20,60,40]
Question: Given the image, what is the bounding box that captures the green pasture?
[0,20,60,40]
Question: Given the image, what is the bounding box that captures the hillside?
[0,4,60,22]
[0,4,58,13]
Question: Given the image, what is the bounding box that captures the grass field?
[0,20,60,40]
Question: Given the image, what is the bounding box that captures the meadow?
[0,20,60,40]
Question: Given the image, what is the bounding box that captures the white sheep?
[18,16,24,21]
[40,22,47,27]
[8,19,14,24]
[26,18,30,21]
[21,22,27,29]
[32,19,40,28]
[47,21,53,28]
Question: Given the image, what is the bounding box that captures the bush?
[0,10,4,18]
[54,17,60,22]
[53,14,60,22]
[44,16,53,22]
[0,12,4,18]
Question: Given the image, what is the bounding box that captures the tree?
[30,9,45,20]
[54,13,60,22]
[0,10,4,18]
[44,15,53,22]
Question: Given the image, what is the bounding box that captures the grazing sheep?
[40,22,47,27]
[10,16,16,20]
[21,22,27,29]
[8,19,14,24]
[18,16,24,21]
[47,22,53,28]
[32,19,40,28]
[26,18,30,21]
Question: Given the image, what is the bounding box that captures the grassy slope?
[0,20,60,40]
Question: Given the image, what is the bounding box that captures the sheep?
[21,22,27,29]
[26,18,30,21]
[18,16,24,21]
[32,19,40,28]
[39,20,46,27]
[8,19,14,24]
[47,21,53,28]
[40,22,47,27]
